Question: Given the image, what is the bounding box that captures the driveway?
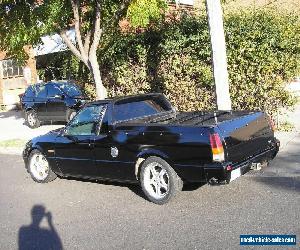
[0,110,64,141]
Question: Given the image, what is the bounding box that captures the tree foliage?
[0,0,166,98]
[127,0,167,28]
[0,0,167,60]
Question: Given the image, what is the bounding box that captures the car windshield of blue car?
[59,83,82,97]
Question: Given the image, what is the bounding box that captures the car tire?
[25,110,41,129]
[66,109,77,122]
[28,149,57,183]
[140,156,183,205]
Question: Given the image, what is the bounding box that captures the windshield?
[58,83,82,97]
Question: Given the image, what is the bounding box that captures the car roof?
[87,93,165,106]
[35,81,75,86]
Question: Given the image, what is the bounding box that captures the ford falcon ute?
[23,93,280,204]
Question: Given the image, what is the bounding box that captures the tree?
[0,0,166,99]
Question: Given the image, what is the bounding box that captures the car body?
[21,81,89,128]
[23,93,280,204]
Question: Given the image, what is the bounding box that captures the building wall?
[0,46,37,109]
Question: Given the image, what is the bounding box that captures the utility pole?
[206,0,232,110]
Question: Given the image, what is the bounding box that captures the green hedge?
[100,9,299,114]
[225,9,300,114]
[40,8,300,114]
[101,15,215,111]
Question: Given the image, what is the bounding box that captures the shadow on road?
[64,176,207,202]
[18,205,63,250]
[0,110,23,120]
[250,132,300,193]
[253,176,300,193]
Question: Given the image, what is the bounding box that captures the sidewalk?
[0,110,63,141]
[275,103,300,151]
[0,110,63,155]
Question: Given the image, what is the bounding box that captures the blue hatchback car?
[21,81,89,128]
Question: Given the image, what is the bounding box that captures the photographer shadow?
[18,205,63,250]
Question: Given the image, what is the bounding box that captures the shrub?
[100,14,216,111]
[44,8,300,115]
[225,9,300,115]
[99,8,300,114]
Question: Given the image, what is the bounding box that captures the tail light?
[209,133,225,162]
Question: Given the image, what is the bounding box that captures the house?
[0,47,37,109]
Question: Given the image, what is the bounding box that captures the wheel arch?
[25,145,48,169]
[25,107,33,113]
[135,149,173,180]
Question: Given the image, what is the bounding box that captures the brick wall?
[0,47,37,108]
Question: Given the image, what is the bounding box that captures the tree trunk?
[89,54,107,100]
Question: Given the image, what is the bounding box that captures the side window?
[114,100,163,122]
[47,85,62,98]
[36,85,47,98]
[24,86,35,98]
[66,105,106,136]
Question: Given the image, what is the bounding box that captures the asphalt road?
[0,137,299,250]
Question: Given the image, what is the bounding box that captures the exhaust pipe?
[208,177,227,185]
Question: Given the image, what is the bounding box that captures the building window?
[1,59,24,78]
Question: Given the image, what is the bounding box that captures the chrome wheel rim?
[27,113,36,126]
[144,162,169,199]
[29,153,49,181]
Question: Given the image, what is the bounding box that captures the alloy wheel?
[144,162,170,200]
[29,153,49,181]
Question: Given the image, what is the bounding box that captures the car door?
[34,84,48,119]
[54,104,106,178]
[46,84,67,120]
[93,106,136,181]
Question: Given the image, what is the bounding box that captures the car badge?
[111,147,119,158]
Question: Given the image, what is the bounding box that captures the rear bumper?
[204,139,280,184]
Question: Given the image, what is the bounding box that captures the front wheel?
[140,156,183,205]
[28,150,57,183]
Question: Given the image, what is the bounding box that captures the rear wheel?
[140,156,183,205]
[25,110,40,128]
[28,150,57,183]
